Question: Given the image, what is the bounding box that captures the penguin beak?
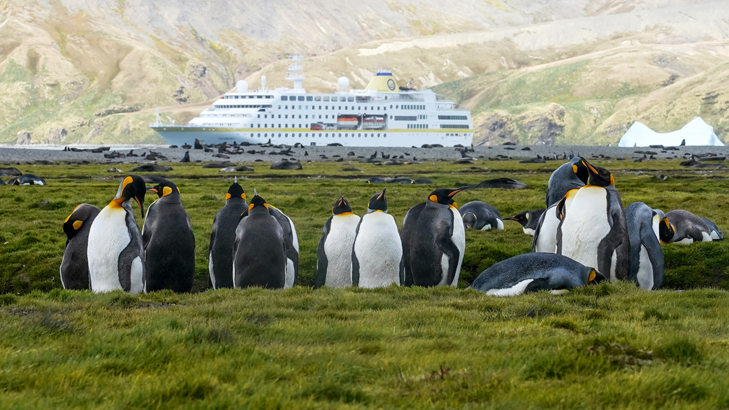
[377,188,386,200]
[448,186,469,197]
[135,197,145,218]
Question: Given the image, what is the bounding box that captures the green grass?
[1,159,729,408]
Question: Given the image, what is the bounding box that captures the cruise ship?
[150,56,473,147]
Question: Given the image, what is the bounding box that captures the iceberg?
[618,117,724,147]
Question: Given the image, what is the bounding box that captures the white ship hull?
[152,126,472,147]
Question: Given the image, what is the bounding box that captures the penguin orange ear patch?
[162,186,173,197]
[429,195,438,202]
[225,193,232,200]
[122,176,133,191]
[241,193,246,200]
[589,270,596,282]
[73,220,83,230]
[248,203,254,211]
[572,164,578,173]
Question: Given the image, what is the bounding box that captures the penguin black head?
[587,268,607,284]
[428,186,468,208]
[148,180,180,199]
[571,158,589,185]
[115,175,146,217]
[462,212,477,229]
[367,188,388,213]
[248,192,269,211]
[505,210,530,228]
[226,177,246,201]
[658,217,676,244]
[581,159,614,187]
[63,204,94,241]
[332,197,353,215]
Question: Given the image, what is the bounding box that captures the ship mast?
[286,54,306,93]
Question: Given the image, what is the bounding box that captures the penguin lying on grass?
[402,187,468,287]
[87,175,146,293]
[143,180,195,293]
[459,201,503,231]
[209,178,247,289]
[61,204,100,290]
[664,210,722,244]
[505,209,545,236]
[352,188,403,288]
[315,197,360,288]
[233,193,287,289]
[469,253,605,296]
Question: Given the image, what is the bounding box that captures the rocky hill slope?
[1,0,727,145]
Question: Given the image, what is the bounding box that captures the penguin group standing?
[59,154,723,296]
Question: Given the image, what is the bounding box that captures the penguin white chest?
[536,207,560,253]
[443,207,466,286]
[355,212,402,288]
[559,187,610,271]
[324,214,360,288]
[636,245,654,290]
[87,207,134,293]
[284,216,299,289]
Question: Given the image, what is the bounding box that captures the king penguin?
[239,191,299,288]
[142,180,196,293]
[87,175,146,293]
[625,202,666,290]
[233,193,287,288]
[404,187,468,287]
[209,178,247,289]
[532,158,589,252]
[352,188,403,288]
[60,203,100,290]
[315,197,361,288]
[556,160,631,281]
[505,209,545,236]
[459,201,503,231]
[665,210,718,244]
[469,253,605,296]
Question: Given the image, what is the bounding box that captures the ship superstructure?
[150,55,473,147]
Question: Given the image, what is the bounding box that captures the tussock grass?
[1,159,729,407]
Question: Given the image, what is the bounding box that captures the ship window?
[264,133,267,137]
[318,115,321,119]
[299,105,302,109]
[306,96,313,101]
[377,134,380,137]
[347,97,354,102]
[258,133,261,137]
[285,115,288,119]
[264,114,267,118]
[339,106,341,110]
[281,96,288,101]
[285,133,288,137]
[314,96,321,101]
[339,97,346,102]
[345,133,348,137]
[306,115,309,119]
[377,107,380,111]
[323,97,329,101]
[297,96,305,101]
[278,115,281,118]
[299,115,301,119]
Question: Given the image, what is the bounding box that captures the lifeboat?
[337,116,359,129]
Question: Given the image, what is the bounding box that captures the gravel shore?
[1,143,727,166]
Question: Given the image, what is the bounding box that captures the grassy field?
[1,158,729,408]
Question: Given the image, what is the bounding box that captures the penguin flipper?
[118,211,143,292]
[524,277,556,293]
[209,214,218,286]
[314,217,332,289]
[439,237,461,287]
[399,254,405,286]
[641,228,664,290]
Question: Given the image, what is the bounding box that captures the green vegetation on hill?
[1,160,729,407]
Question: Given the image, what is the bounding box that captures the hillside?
[0,0,727,144]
